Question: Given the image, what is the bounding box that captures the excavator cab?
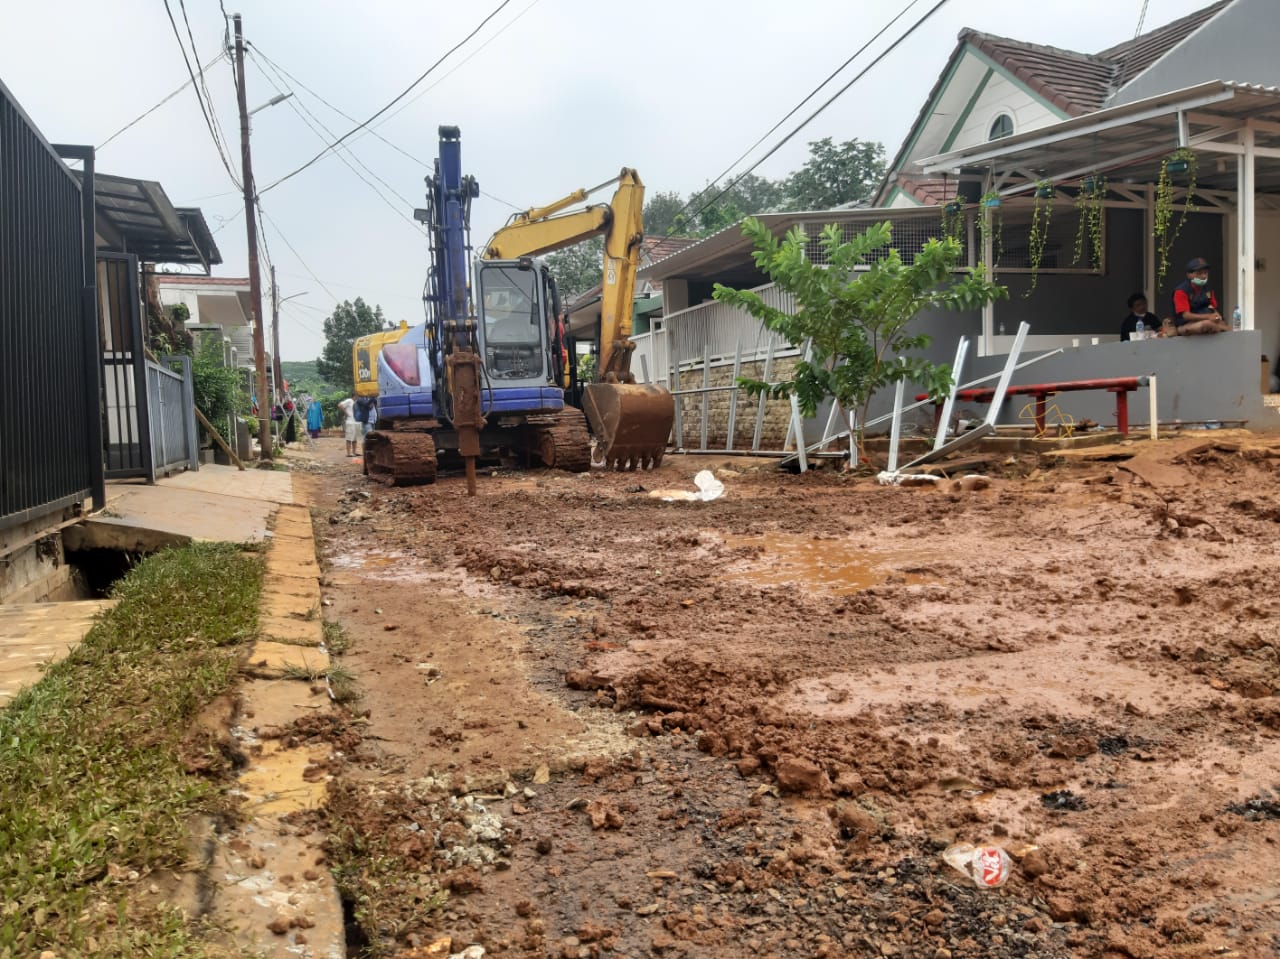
[477,259,558,388]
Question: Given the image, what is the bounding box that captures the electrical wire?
[254,202,342,304]
[179,0,232,162]
[162,0,242,188]
[670,0,925,232]
[678,0,951,231]
[246,50,424,232]
[367,0,544,133]
[97,50,226,151]
[259,0,517,195]
[246,41,428,169]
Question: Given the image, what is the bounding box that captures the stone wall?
[674,355,801,451]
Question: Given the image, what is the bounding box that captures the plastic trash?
[649,469,724,502]
[941,842,1013,888]
[1134,317,1144,338]
[1232,307,1243,331]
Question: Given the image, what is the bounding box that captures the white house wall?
[898,52,992,167]
[1227,210,1280,367]
[948,72,1062,152]
[1112,0,1279,106]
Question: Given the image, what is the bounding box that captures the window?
[989,113,1014,141]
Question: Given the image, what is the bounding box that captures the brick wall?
[674,355,801,451]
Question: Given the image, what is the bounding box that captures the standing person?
[1171,257,1229,335]
[338,395,358,457]
[1120,292,1160,341]
[355,394,377,437]
[306,395,323,439]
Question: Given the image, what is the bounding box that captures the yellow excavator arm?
[482,170,672,469]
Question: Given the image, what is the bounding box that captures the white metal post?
[1243,122,1256,330]
[1148,375,1158,441]
[933,337,970,451]
[983,322,1030,428]
[790,394,807,473]
[725,338,742,451]
[886,376,907,473]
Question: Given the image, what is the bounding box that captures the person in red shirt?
[1171,257,1229,335]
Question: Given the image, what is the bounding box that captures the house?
[636,0,1280,449]
[155,275,258,372]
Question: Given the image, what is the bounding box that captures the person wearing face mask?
[1171,257,1229,335]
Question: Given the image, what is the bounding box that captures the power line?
[680,0,951,230]
[179,0,231,161]
[246,50,424,232]
[246,41,428,169]
[368,0,544,133]
[259,0,517,195]
[161,0,242,188]
[97,50,226,151]
[672,0,926,231]
[254,203,342,304]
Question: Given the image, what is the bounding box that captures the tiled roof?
[962,1,1230,115]
[1098,0,1230,89]
[894,177,956,207]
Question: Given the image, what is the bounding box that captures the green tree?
[546,237,604,303]
[643,191,690,237]
[785,137,886,210]
[682,173,786,236]
[316,298,385,394]
[713,218,1006,463]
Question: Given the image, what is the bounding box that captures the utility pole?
[233,13,272,462]
[271,264,283,392]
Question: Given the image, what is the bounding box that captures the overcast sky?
[3,0,1214,361]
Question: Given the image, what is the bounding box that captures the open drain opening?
[340,892,370,952]
[63,547,142,599]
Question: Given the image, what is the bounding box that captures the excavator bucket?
[582,382,673,470]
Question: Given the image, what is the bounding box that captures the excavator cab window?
[478,262,546,381]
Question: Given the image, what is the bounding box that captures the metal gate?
[98,253,155,479]
[0,79,103,531]
[149,355,198,476]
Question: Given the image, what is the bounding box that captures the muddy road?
[294,433,1280,959]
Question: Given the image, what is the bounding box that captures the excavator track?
[363,430,438,486]
[533,408,591,473]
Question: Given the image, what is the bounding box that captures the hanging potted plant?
[1073,175,1106,271]
[940,195,966,245]
[978,189,1003,276]
[1154,148,1198,281]
[1024,180,1054,297]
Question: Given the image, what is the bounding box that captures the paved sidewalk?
[0,465,295,709]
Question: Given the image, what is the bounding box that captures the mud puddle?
[722,532,934,594]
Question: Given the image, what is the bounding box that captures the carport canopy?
[916,80,1280,330]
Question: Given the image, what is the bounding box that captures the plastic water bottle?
[1232,307,1243,331]
[1134,318,1144,339]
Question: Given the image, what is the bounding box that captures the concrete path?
[0,601,113,706]
[102,464,294,544]
[0,465,296,707]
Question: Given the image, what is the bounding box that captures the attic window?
[989,114,1014,141]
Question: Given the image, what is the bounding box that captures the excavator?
[361,125,672,492]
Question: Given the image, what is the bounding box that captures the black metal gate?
[0,79,103,532]
[98,253,155,479]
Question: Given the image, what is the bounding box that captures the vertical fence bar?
[699,344,710,452]
[932,337,970,451]
[752,338,776,452]
[725,338,742,452]
[789,394,808,472]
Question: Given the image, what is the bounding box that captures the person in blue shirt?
[1120,292,1160,341]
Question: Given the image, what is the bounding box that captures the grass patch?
[322,620,349,654]
[0,542,263,958]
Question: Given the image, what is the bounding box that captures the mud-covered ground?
[295,431,1280,959]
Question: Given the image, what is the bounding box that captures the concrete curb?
[209,501,346,958]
